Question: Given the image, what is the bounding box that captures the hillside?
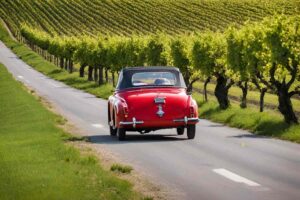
[1,0,300,36]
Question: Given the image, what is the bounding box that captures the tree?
[73,37,95,77]
[257,16,300,124]
[124,36,147,67]
[227,27,251,108]
[63,36,79,73]
[170,36,199,92]
[94,37,108,85]
[191,32,234,109]
[241,23,268,112]
[146,34,168,66]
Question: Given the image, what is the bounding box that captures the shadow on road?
[228,134,270,139]
[87,134,188,144]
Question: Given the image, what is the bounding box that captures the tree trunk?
[79,64,86,77]
[94,67,99,82]
[64,59,68,70]
[88,66,94,81]
[112,71,116,87]
[98,66,104,85]
[69,60,73,73]
[252,78,267,113]
[184,75,191,92]
[238,81,248,108]
[214,75,230,109]
[203,77,210,102]
[105,68,108,83]
[277,87,298,124]
[260,88,267,112]
[60,57,64,69]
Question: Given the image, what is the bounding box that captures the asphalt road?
[1,41,300,200]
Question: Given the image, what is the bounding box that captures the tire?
[110,125,117,136]
[177,127,184,135]
[110,110,117,136]
[187,124,196,139]
[117,128,126,141]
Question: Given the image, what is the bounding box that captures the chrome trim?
[156,104,165,117]
[154,97,166,104]
[173,117,199,125]
[120,117,144,128]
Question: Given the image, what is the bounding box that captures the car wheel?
[177,127,184,135]
[117,128,126,141]
[187,124,196,139]
[110,125,117,136]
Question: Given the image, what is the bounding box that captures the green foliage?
[263,15,300,82]
[170,37,189,69]
[15,14,300,123]
[1,0,300,36]
[191,32,227,76]
[111,164,133,174]
[226,27,249,80]
[146,34,168,66]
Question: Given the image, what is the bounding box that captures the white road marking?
[92,124,104,128]
[213,168,261,187]
[17,75,24,79]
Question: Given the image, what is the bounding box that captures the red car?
[108,67,199,140]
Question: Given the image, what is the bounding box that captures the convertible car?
[108,67,199,140]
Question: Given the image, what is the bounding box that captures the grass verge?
[1,22,299,143]
[0,64,142,199]
[194,80,300,113]
[111,164,133,174]
[193,92,300,143]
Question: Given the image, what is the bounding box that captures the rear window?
[132,72,176,87]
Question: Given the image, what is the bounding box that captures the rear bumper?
[119,116,199,128]
[120,117,144,128]
[173,116,199,124]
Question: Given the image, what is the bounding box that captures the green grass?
[1,22,299,144]
[193,93,300,143]
[111,164,133,174]
[194,80,300,113]
[0,63,142,199]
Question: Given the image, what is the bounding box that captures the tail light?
[123,106,129,118]
[190,106,195,117]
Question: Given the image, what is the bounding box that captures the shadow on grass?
[224,113,235,124]
[200,105,220,118]
[60,76,93,86]
[199,102,294,140]
[255,120,290,137]
[48,69,63,75]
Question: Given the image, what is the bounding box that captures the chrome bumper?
[173,116,199,125]
[120,117,144,128]
[120,116,199,128]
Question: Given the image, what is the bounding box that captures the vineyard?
[0,0,300,36]
[17,15,300,124]
[0,0,299,125]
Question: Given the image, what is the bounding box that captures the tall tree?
[170,36,199,92]
[257,16,300,124]
[192,32,234,109]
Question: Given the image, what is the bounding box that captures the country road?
[1,41,300,200]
